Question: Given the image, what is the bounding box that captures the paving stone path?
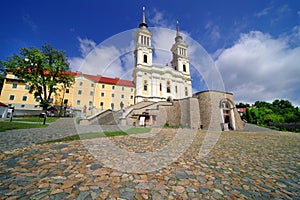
[0,126,299,199]
[0,118,131,151]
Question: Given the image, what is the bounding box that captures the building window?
[21,105,25,108]
[160,83,162,91]
[144,80,147,91]
[143,54,148,63]
[78,90,82,95]
[112,85,115,90]
[112,93,115,98]
[100,102,104,107]
[131,88,133,92]
[183,64,186,72]
[90,91,94,96]
[91,83,94,87]
[25,84,30,90]
[12,83,17,88]
[76,100,80,105]
[167,81,171,93]
[35,97,40,102]
[79,82,83,86]
[121,94,124,99]
[185,87,188,96]
[122,87,124,91]
[9,95,15,100]
[63,99,68,104]
[130,95,133,99]
[89,101,93,106]
[66,89,70,93]
[102,84,105,89]
[101,92,104,97]
[175,86,178,93]
[22,96,27,101]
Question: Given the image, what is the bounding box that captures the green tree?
[1,44,74,124]
[0,62,6,94]
[245,108,253,123]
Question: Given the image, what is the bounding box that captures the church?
[133,7,192,103]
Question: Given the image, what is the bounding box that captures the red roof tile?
[74,72,134,87]
[0,102,8,107]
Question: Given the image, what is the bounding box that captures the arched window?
[183,64,186,72]
[144,80,148,91]
[143,54,148,63]
[167,81,171,93]
[159,83,162,91]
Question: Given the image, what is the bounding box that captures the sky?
[1,0,300,106]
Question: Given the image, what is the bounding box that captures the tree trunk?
[43,107,47,125]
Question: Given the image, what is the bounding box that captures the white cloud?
[77,37,96,57]
[215,30,300,106]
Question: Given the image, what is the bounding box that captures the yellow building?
[0,72,135,116]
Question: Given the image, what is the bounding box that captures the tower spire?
[139,6,148,28]
[175,20,183,42]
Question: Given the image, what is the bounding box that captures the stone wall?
[194,90,244,131]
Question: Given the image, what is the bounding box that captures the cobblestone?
[0,125,299,199]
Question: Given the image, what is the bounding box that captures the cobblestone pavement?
[0,118,131,151]
[0,129,299,199]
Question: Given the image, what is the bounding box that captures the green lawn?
[41,127,151,144]
[0,121,48,132]
[13,117,59,123]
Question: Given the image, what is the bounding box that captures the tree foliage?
[1,44,74,123]
[243,99,300,125]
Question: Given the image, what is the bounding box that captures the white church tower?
[133,8,192,103]
[171,21,190,78]
[134,7,153,67]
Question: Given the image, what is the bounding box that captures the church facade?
[133,8,192,103]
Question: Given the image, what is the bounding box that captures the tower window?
[185,87,188,96]
[144,80,148,91]
[167,81,171,93]
[143,55,148,63]
[175,86,178,93]
[183,64,186,72]
[159,83,162,91]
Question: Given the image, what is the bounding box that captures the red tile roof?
[74,72,135,87]
[0,102,8,107]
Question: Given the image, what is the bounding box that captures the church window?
[159,83,162,91]
[144,80,148,91]
[183,64,186,72]
[167,81,171,93]
[143,54,148,63]
[175,86,178,93]
[185,87,188,96]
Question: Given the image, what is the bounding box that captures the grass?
[40,127,151,144]
[0,121,48,132]
[13,117,59,123]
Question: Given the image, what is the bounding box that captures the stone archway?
[220,99,236,130]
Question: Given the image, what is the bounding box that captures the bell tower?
[171,21,190,76]
[134,7,153,67]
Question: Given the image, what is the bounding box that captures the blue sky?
[1,0,300,105]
